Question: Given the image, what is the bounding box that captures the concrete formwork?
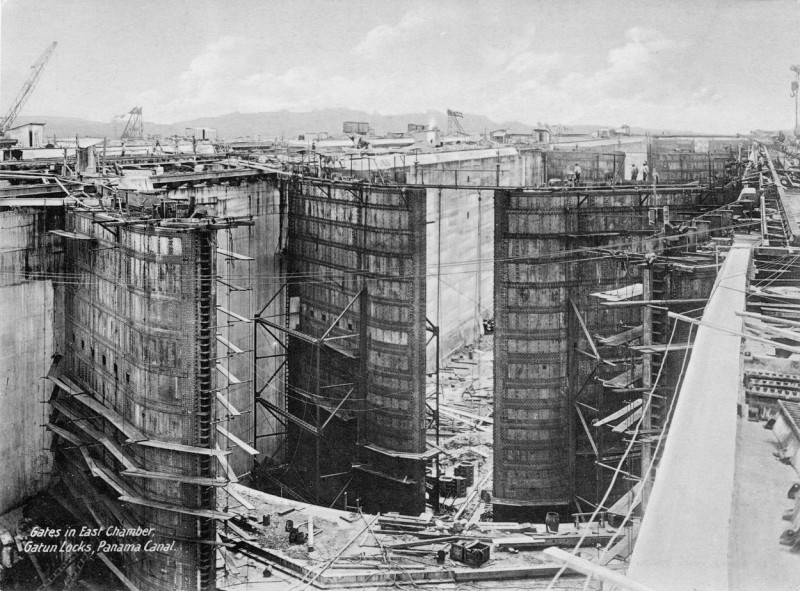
[285,180,427,514]
[648,137,749,183]
[56,210,219,591]
[492,186,717,520]
[542,150,625,184]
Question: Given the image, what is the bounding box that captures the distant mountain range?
[15,109,692,141]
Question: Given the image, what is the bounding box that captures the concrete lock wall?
[426,187,493,367]
[0,208,63,514]
[60,210,217,590]
[287,180,427,514]
[649,137,749,183]
[0,281,56,513]
[493,186,712,519]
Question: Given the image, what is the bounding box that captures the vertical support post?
[358,288,368,445]
[435,325,441,481]
[476,192,482,329]
[564,222,577,502]
[640,266,653,510]
[315,342,321,498]
[253,313,259,449]
[436,188,443,498]
[542,151,547,186]
[612,153,617,187]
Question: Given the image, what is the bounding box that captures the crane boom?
[1,41,58,134]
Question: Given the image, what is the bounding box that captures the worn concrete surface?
[0,281,54,513]
[729,418,799,591]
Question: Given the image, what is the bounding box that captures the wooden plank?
[123,469,227,487]
[73,394,147,441]
[571,298,601,359]
[216,391,242,416]
[118,495,233,520]
[628,343,693,353]
[607,481,643,517]
[217,248,254,261]
[223,519,255,541]
[612,408,644,433]
[216,363,243,384]
[575,404,599,456]
[217,306,253,323]
[218,546,240,575]
[466,502,485,529]
[216,443,239,483]
[46,422,88,447]
[216,424,259,456]
[668,310,800,354]
[543,547,656,591]
[48,229,93,240]
[385,536,461,550]
[223,485,256,511]
[71,394,224,457]
[743,319,800,343]
[46,374,84,396]
[591,284,643,302]
[453,472,491,521]
[599,365,643,388]
[217,276,250,292]
[597,325,644,347]
[93,467,130,497]
[594,399,643,427]
[50,400,137,471]
[216,334,244,354]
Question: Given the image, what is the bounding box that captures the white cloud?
[139,24,750,135]
[351,8,426,57]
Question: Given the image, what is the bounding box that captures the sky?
[1,0,800,134]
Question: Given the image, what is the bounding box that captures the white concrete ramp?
[628,244,752,590]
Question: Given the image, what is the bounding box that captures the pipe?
[599,298,707,308]
[542,547,657,591]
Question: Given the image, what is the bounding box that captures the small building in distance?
[490,128,550,144]
[7,123,46,148]
[185,127,218,141]
[343,121,370,135]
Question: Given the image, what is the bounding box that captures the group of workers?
[629,161,659,183]
[568,160,660,185]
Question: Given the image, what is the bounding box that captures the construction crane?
[1,41,58,135]
[120,106,144,141]
[447,109,466,136]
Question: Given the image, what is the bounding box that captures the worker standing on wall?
[642,161,649,182]
[653,167,660,184]
[574,163,582,185]
[631,163,639,181]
